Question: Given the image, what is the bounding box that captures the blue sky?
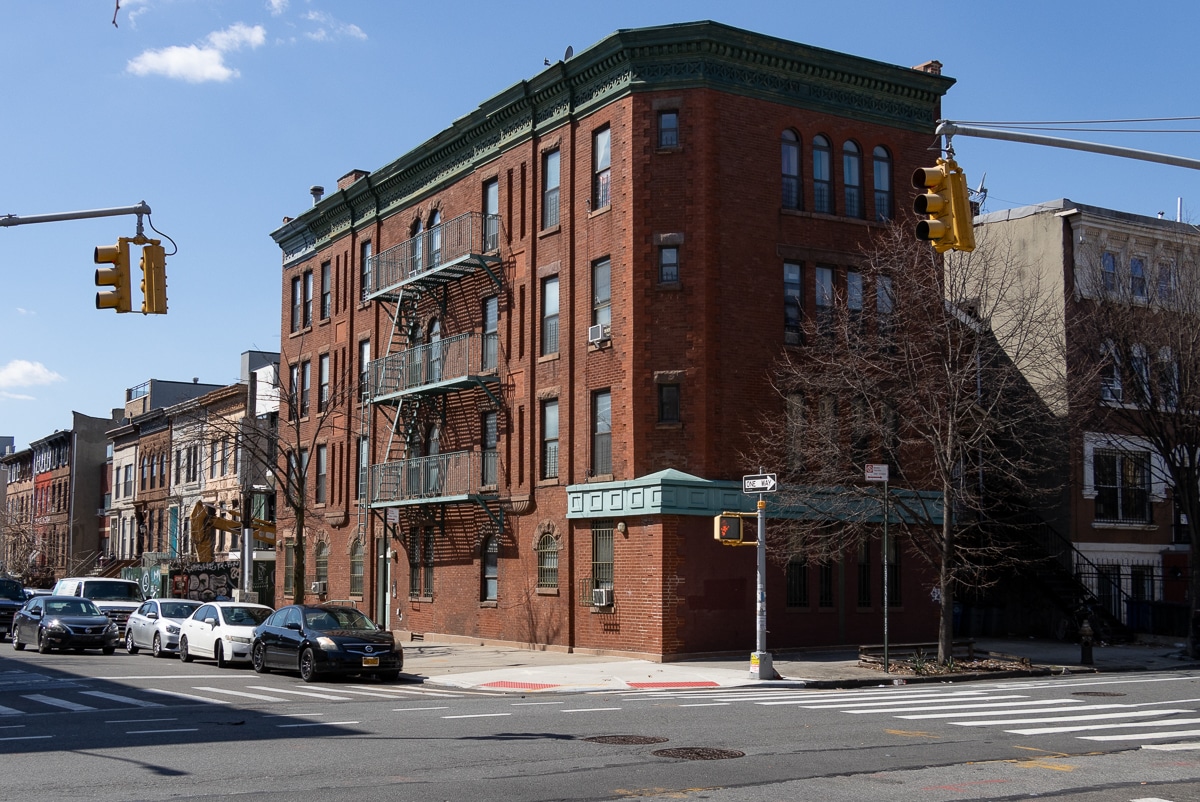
[3,0,1200,451]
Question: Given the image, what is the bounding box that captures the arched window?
[315,541,329,584]
[873,146,893,221]
[536,533,559,588]
[428,209,441,269]
[427,317,442,383]
[812,135,832,214]
[843,140,863,218]
[781,129,801,210]
[349,540,364,596]
[481,535,499,600]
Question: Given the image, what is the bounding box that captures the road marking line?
[1007,716,1200,735]
[511,701,564,706]
[842,699,1079,714]
[105,718,178,724]
[902,703,1154,720]
[143,688,232,704]
[246,686,353,701]
[276,721,360,728]
[312,688,399,699]
[679,703,731,708]
[1081,728,1200,741]
[191,686,287,702]
[1142,742,1200,751]
[560,708,622,713]
[949,709,1191,727]
[125,728,199,734]
[393,706,449,712]
[81,690,163,707]
[0,735,52,742]
[0,705,22,716]
[442,713,511,719]
[21,694,95,712]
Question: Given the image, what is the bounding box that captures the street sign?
[742,473,777,493]
[865,464,889,483]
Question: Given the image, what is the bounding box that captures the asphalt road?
[3,646,1200,802]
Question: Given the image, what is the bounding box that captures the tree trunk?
[939,495,955,664]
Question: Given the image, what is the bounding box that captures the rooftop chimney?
[310,185,325,205]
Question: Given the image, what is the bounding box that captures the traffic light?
[94,237,132,313]
[912,157,976,253]
[139,240,167,314]
[713,513,744,545]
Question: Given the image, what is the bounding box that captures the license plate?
[362,656,380,667]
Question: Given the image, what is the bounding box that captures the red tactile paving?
[480,680,561,690]
[627,681,720,688]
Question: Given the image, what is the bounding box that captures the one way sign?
[742,473,777,493]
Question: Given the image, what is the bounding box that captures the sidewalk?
[403,636,1200,693]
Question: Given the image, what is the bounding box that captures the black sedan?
[12,595,119,654]
[0,577,24,642]
[251,604,402,683]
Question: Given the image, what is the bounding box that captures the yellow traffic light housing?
[714,512,756,546]
[912,158,976,253]
[94,237,132,313]
[139,240,167,314]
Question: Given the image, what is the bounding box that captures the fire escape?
[354,211,504,548]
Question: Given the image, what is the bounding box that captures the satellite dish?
[564,45,573,60]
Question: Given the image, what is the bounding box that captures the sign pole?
[866,464,890,673]
[743,471,777,680]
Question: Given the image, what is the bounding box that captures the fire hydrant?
[1079,619,1094,665]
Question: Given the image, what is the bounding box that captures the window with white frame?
[593,127,611,209]
[541,399,559,480]
[541,276,559,356]
[543,149,560,229]
[658,110,679,148]
[592,258,611,333]
[1093,449,1151,523]
[360,240,372,301]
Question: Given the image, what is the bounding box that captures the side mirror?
[147,612,159,620]
[204,617,217,628]
[285,622,302,631]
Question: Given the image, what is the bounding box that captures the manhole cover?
[652,747,745,761]
[584,735,669,745]
[1071,691,1126,697]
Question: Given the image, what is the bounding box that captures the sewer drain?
[1071,691,1126,697]
[651,747,745,761]
[584,735,669,745]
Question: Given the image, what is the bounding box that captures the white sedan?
[178,602,273,667]
[125,598,202,658]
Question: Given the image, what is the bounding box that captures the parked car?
[0,577,25,642]
[11,595,119,654]
[252,604,403,683]
[178,602,273,667]
[51,577,145,635]
[125,598,203,658]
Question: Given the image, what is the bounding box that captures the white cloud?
[126,23,266,83]
[0,360,64,390]
[0,391,36,401]
[266,0,288,16]
[15,308,34,316]
[302,11,366,42]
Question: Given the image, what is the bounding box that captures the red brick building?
[272,22,954,658]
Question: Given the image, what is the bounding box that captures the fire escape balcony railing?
[370,449,498,505]
[364,211,500,299]
[369,332,499,401]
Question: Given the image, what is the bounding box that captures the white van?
[52,577,145,634]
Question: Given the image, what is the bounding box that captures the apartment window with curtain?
[541,399,559,480]
[1131,256,1147,299]
[481,535,498,601]
[592,257,611,332]
[658,110,679,147]
[288,363,299,421]
[592,389,612,476]
[357,435,369,500]
[873,146,892,220]
[593,126,611,209]
[302,271,313,328]
[541,276,559,355]
[542,149,560,229]
[484,178,499,251]
[1102,251,1117,292]
[482,411,498,486]
[843,140,863,218]
[360,240,372,301]
[813,135,833,214]
[349,540,364,596]
[483,295,499,371]
[320,261,331,320]
[358,339,370,400]
[314,444,327,504]
[781,129,801,209]
[659,246,679,283]
[291,276,303,333]
[317,353,330,413]
[300,360,311,417]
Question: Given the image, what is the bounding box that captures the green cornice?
[272,20,953,264]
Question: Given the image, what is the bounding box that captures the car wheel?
[214,640,226,669]
[376,670,400,683]
[125,629,139,654]
[179,635,193,662]
[102,645,115,656]
[151,633,164,659]
[299,647,318,683]
[252,642,270,674]
[12,628,24,651]
[37,630,50,654]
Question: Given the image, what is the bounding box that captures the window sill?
[656,421,682,430]
[536,478,560,487]
[538,224,561,238]
[479,600,498,608]
[654,146,682,155]
[536,587,559,596]
[657,281,682,291]
[587,473,614,483]
[288,327,312,339]
[537,353,560,364]
[588,205,611,219]
[1091,521,1157,531]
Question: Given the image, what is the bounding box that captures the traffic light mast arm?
[1,201,153,229]
[935,121,1200,172]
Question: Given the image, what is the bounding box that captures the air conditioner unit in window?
[587,324,611,346]
[311,580,327,595]
[592,587,613,607]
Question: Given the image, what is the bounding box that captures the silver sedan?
[125,598,203,658]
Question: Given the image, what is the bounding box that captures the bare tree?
[0,511,41,584]
[746,223,1073,663]
[1072,228,1200,656]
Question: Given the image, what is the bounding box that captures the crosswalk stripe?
[1081,728,1200,742]
[191,686,288,702]
[802,694,1033,710]
[1142,742,1200,751]
[21,694,96,712]
[842,699,1081,714]
[948,709,1192,727]
[246,686,353,701]
[143,688,232,705]
[900,703,1147,720]
[758,691,995,707]
[1007,716,1200,736]
[80,691,163,708]
[0,704,22,716]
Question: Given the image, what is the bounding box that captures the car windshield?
[305,607,377,631]
[45,599,100,617]
[0,580,23,601]
[222,606,272,626]
[85,581,143,601]
[160,601,200,619]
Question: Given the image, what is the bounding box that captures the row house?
[974,199,1199,638]
[272,21,954,657]
[1,445,35,580]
